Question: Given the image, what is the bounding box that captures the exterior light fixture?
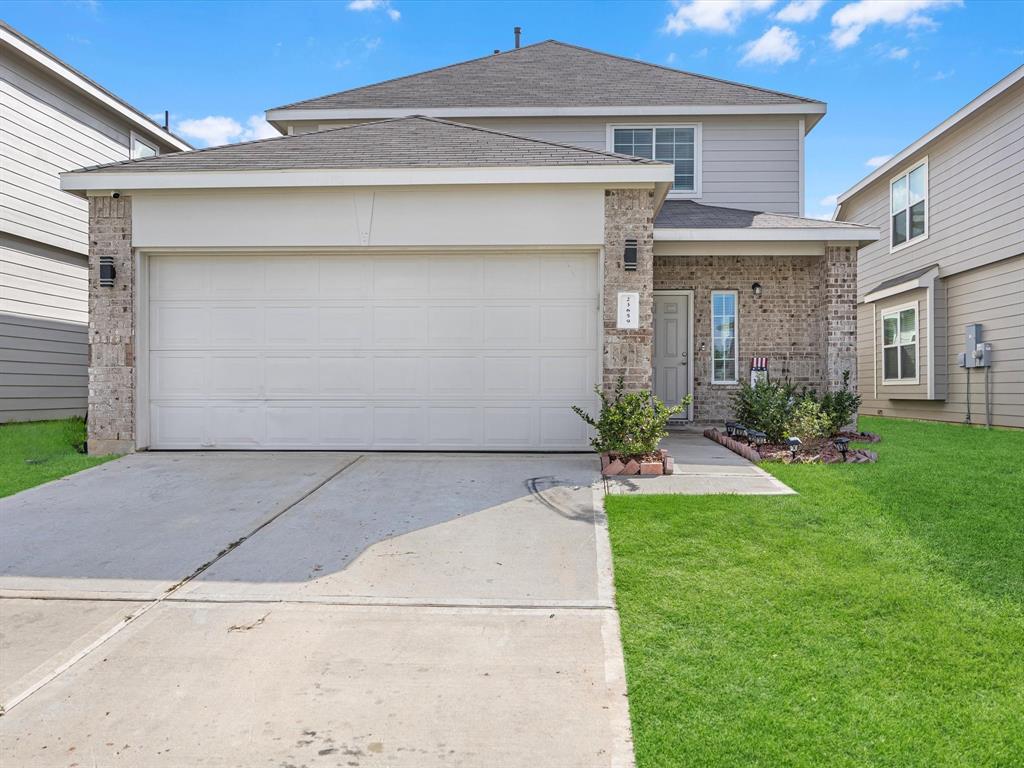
[99,254,116,288]
[725,421,737,437]
[747,429,767,447]
[734,424,748,442]
[751,282,762,298]
[623,238,638,271]
[787,436,802,461]
[834,437,850,460]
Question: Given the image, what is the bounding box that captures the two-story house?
[60,39,877,454]
[836,66,1023,428]
[0,21,188,423]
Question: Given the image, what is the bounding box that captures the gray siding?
[857,255,1024,428]
[302,114,803,215]
[840,80,1024,298]
[0,235,88,420]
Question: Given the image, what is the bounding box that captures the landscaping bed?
[706,427,880,464]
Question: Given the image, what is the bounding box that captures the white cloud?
[175,115,279,147]
[775,0,825,23]
[830,0,961,49]
[740,26,801,65]
[866,154,893,168]
[364,36,382,51]
[888,46,910,59]
[347,0,400,20]
[667,52,677,63]
[693,46,709,58]
[930,68,954,80]
[665,0,775,35]
[819,193,839,207]
[808,211,836,220]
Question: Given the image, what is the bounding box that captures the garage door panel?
[484,257,539,298]
[265,356,316,395]
[148,252,599,449]
[209,355,262,395]
[373,306,428,345]
[265,306,318,345]
[319,356,372,394]
[209,307,263,346]
[208,259,264,298]
[373,357,427,395]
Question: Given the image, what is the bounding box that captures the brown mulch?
[706,429,881,464]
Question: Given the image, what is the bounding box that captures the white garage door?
[147,252,599,450]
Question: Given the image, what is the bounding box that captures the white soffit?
[862,266,940,304]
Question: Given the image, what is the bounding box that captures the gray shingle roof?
[68,116,666,174]
[273,40,822,112]
[864,264,939,297]
[655,200,871,230]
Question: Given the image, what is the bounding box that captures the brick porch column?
[87,196,136,455]
[821,244,858,391]
[602,188,655,393]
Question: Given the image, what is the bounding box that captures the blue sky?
[7,0,1022,216]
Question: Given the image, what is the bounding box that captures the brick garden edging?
[601,449,675,476]
[704,428,880,464]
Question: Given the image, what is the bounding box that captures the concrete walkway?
[0,453,632,767]
[603,433,795,495]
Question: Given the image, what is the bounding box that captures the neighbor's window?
[131,133,158,160]
[711,290,738,384]
[882,305,918,382]
[890,160,927,249]
[613,126,698,193]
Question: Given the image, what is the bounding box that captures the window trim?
[710,289,739,385]
[889,157,928,254]
[880,300,920,385]
[606,122,702,199]
[130,131,159,160]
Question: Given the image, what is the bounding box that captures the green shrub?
[785,398,833,441]
[60,417,88,454]
[572,376,690,457]
[730,379,796,443]
[820,370,861,434]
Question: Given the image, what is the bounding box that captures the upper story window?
[131,132,159,160]
[890,159,927,251]
[611,125,700,196]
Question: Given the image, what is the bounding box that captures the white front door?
[652,292,691,416]
[145,251,600,450]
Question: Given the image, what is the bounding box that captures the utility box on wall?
[959,323,992,368]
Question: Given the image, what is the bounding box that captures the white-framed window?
[890,159,927,251]
[130,132,159,160]
[881,302,919,383]
[711,290,738,384]
[608,124,701,197]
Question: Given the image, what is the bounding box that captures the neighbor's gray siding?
[856,255,1023,428]
[301,114,803,215]
[1,236,88,421]
[840,80,1024,298]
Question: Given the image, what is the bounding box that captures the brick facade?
[602,189,656,393]
[653,250,857,422]
[87,196,135,455]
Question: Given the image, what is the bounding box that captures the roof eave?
[654,226,879,246]
[0,22,193,152]
[60,164,674,197]
[837,65,1024,206]
[266,103,827,125]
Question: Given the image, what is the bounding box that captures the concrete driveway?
[0,452,631,767]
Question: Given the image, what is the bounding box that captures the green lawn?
[607,417,1024,767]
[0,418,116,498]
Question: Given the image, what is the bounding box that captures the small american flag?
[750,357,768,371]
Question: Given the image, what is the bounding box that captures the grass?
[0,418,116,498]
[606,417,1024,767]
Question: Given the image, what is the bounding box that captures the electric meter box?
[963,324,991,368]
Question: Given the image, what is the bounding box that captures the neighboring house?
[835,67,1023,428]
[61,39,877,454]
[0,21,188,423]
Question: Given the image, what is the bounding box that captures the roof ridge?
[270,40,556,112]
[667,200,873,229]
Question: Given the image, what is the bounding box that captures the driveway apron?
[0,451,633,767]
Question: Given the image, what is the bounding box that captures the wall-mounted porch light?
[99,254,116,288]
[751,282,763,298]
[623,238,638,271]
